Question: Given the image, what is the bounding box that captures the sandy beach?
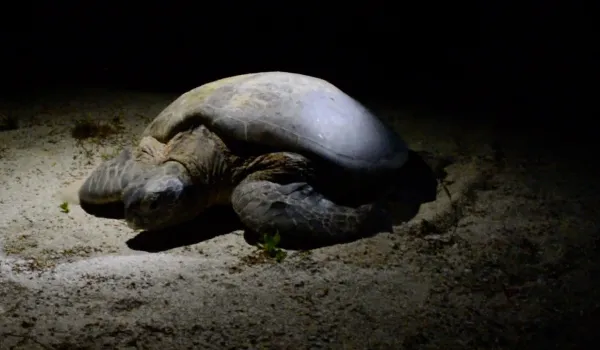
[1,88,598,349]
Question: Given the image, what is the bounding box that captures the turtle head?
[122,161,205,231]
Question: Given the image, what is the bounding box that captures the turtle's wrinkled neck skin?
[122,161,197,230]
[121,127,235,231]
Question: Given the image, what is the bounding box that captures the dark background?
[0,2,593,131]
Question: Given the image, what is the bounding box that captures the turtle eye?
[142,196,160,211]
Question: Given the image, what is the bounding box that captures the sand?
[1,88,599,349]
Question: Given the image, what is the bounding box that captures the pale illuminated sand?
[0,89,598,349]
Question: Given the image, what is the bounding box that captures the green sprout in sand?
[59,201,70,213]
[258,231,287,262]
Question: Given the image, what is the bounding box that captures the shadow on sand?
[125,201,425,253]
[126,206,244,252]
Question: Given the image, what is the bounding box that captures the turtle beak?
[125,211,145,230]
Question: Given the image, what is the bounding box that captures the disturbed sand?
[1,89,599,349]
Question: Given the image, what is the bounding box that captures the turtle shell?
[143,71,408,173]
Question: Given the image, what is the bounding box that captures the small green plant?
[258,231,287,262]
[59,201,70,213]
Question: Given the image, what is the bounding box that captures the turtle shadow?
[126,206,243,252]
[125,203,418,252]
[126,202,425,252]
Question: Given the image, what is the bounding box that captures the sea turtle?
[76,71,438,245]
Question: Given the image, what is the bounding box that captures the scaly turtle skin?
[78,72,437,244]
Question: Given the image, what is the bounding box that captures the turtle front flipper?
[231,179,391,248]
[74,136,166,219]
[77,148,144,219]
